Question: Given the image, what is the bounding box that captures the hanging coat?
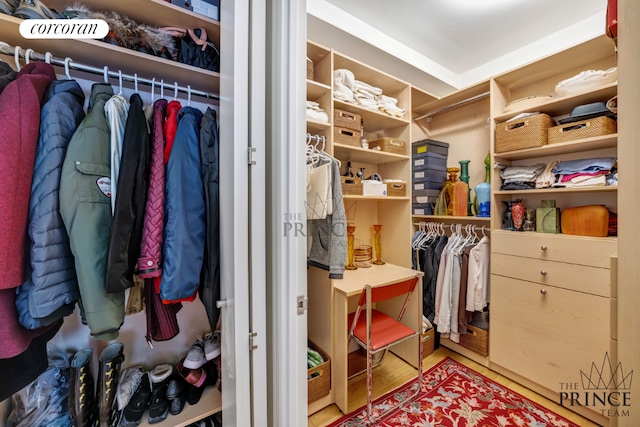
[0,62,56,359]
[160,107,205,302]
[106,93,150,293]
[199,108,221,331]
[15,79,86,330]
[60,83,125,341]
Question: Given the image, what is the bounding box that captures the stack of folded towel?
[306,101,329,123]
[552,157,617,187]
[499,163,546,190]
[333,69,406,119]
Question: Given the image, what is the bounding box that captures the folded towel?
[306,108,329,123]
[380,94,398,105]
[552,157,617,175]
[354,80,382,96]
[535,160,559,188]
[334,69,356,103]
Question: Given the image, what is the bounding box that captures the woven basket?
[334,109,361,131]
[495,113,555,153]
[334,126,360,147]
[384,181,406,197]
[306,57,314,80]
[369,137,407,155]
[458,325,489,357]
[548,116,617,145]
[341,176,362,196]
[308,341,331,404]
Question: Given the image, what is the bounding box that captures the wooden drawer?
[491,230,617,268]
[492,253,611,297]
[490,275,610,398]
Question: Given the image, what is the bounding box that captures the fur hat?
[63,4,177,59]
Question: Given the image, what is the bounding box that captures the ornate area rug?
[328,357,580,427]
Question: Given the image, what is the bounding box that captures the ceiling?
[307,0,608,96]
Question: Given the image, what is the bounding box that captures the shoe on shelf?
[121,372,152,427]
[117,366,145,413]
[204,331,221,361]
[177,359,208,388]
[184,336,207,369]
[185,382,205,406]
[148,364,173,424]
[0,0,19,15]
[213,411,222,427]
[168,384,187,416]
[13,0,62,19]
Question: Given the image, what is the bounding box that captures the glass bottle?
[474,154,491,217]
[345,224,357,270]
[458,160,472,216]
[372,224,385,265]
[359,119,368,149]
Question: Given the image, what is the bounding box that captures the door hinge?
[297,295,308,315]
[249,332,258,351]
[248,147,257,165]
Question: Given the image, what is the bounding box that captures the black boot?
[69,348,95,427]
[95,342,125,427]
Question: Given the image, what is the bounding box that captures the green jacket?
[60,83,124,340]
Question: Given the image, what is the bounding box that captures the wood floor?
[308,346,600,427]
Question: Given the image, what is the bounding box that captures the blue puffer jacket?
[160,107,205,302]
[15,80,85,330]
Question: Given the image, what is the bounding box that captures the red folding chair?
[348,275,422,424]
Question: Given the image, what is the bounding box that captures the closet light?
[445,0,527,11]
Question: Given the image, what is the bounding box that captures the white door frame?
[266,0,309,426]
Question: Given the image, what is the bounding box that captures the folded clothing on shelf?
[306,101,329,123]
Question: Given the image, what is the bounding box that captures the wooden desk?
[331,263,423,414]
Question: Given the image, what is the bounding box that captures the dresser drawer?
[491,230,617,268]
[492,253,611,297]
[490,275,610,397]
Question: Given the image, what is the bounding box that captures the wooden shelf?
[343,195,410,201]
[495,186,617,195]
[411,86,438,113]
[138,386,221,427]
[333,143,409,164]
[46,0,220,46]
[494,83,617,122]
[307,119,331,134]
[334,99,409,132]
[307,80,331,100]
[333,51,410,96]
[0,14,220,94]
[413,215,491,223]
[495,134,618,160]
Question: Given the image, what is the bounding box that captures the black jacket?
[106,93,150,292]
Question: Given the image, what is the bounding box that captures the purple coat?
[138,99,168,279]
[0,62,57,358]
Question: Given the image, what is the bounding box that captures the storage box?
[412,139,450,156]
[369,137,407,155]
[334,126,360,147]
[334,109,361,131]
[413,179,443,192]
[362,181,387,197]
[495,113,555,153]
[191,0,219,20]
[412,203,433,216]
[306,57,314,80]
[422,328,435,357]
[412,151,447,170]
[547,116,617,145]
[458,325,489,357]
[536,207,561,234]
[341,176,362,196]
[413,188,440,198]
[308,341,331,404]
[384,180,406,197]
[561,205,609,237]
[413,195,438,205]
[412,167,447,183]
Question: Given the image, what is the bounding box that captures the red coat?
[0,62,56,358]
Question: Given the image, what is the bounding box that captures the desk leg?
[333,292,349,414]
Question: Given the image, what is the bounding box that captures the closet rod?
[0,42,219,101]
[414,91,489,121]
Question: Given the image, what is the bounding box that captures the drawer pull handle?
[540,270,547,276]
[540,289,547,295]
[540,245,548,251]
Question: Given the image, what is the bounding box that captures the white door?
[264,0,309,426]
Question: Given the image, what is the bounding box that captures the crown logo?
[580,352,633,390]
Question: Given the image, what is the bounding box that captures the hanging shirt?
[306,160,332,220]
[105,93,130,214]
[466,236,491,312]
